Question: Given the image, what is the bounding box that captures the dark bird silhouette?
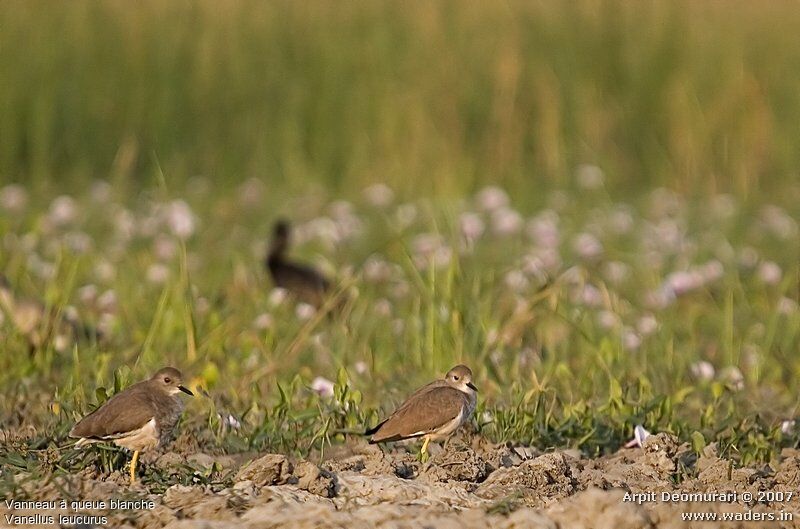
[265,220,332,308]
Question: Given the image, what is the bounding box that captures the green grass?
[1,0,800,489]
[3,1,800,197]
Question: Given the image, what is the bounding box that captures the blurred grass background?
[2,0,800,199]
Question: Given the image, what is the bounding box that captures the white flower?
[237,177,266,207]
[738,247,759,269]
[757,261,782,285]
[710,194,737,220]
[153,234,177,261]
[603,261,630,285]
[392,319,405,336]
[522,249,561,279]
[311,376,335,398]
[624,425,652,448]
[412,233,444,256]
[295,303,316,321]
[268,288,288,307]
[781,420,796,435]
[459,212,485,243]
[78,285,98,305]
[491,207,522,236]
[476,186,509,211]
[760,205,798,239]
[223,414,242,430]
[113,208,136,241]
[636,314,658,336]
[778,297,799,315]
[596,310,620,330]
[164,200,196,239]
[573,233,603,260]
[90,180,112,203]
[363,184,395,207]
[649,188,683,218]
[577,284,603,308]
[354,361,368,375]
[700,260,724,283]
[363,256,395,282]
[94,260,116,283]
[374,298,393,317]
[0,184,28,212]
[576,164,604,190]
[664,270,704,296]
[622,328,642,352]
[64,231,93,254]
[253,313,274,330]
[526,210,560,248]
[394,203,418,228]
[504,270,529,291]
[608,206,634,235]
[146,263,170,284]
[48,196,78,226]
[719,366,744,391]
[690,361,715,381]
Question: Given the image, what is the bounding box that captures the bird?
[366,364,478,461]
[0,273,102,354]
[70,367,193,484]
[264,219,332,308]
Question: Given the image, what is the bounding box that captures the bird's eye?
[453,376,460,381]
[164,377,171,383]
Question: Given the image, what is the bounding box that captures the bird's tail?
[364,420,387,442]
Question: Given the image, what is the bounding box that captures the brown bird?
[265,220,331,308]
[366,365,478,461]
[0,274,101,354]
[70,367,193,484]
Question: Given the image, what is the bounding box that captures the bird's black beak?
[467,382,478,392]
[179,385,194,396]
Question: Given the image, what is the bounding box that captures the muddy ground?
[3,432,800,528]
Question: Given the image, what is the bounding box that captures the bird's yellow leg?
[130,450,139,484]
[419,437,430,463]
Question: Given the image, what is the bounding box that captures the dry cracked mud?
[3,433,800,528]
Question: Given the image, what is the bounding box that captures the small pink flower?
[459,212,485,243]
[311,376,335,398]
[778,297,799,315]
[147,263,170,284]
[575,164,604,190]
[0,184,28,212]
[491,207,523,236]
[757,261,782,285]
[526,211,560,248]
[253,313,274,330]
[719,366,744,391]
[363,184,395,207]
[48,196,78,226]
[164,200,196,239]
[624,425,652,448]
[354,361,368,375]
[504,270,529,291]
[573,233,603,260]
[295,303,316,321]
[690,361,715,381]
[622,328,642,352]
[475,186,509,211]
[636,314,658,336]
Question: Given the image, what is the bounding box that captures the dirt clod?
[234,454,293,487]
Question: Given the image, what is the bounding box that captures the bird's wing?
[370,386,468,442]
[70,384,156,439]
